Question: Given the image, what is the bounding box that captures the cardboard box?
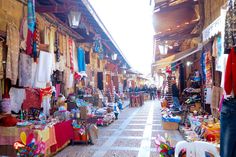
[79,106,88,119]
[162,121,179,130]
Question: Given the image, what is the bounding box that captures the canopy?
[152,45,202,70]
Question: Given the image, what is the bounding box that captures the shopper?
[171,79,181,111]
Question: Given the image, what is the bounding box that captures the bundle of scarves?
[26,0,38,62]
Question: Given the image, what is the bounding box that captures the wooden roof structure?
[153,0,204,42]
[152,0,204,65]
[34,0,131,69]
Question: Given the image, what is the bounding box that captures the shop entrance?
[97,72,103,90]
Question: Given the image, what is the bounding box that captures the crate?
[162,121,179,130]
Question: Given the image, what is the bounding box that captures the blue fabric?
[27,0,36,32]
[200,51,206,81]
[220,98,236,157]
[162,116,181,123]
[77,48,86,72]
[173,96,180,109]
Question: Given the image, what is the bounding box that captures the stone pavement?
[55,100,183,157]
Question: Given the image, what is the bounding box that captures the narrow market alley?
[55,100,183,157]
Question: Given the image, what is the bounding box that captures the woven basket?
[162,121,179,130]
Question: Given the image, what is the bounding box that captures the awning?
[152,45,202,70]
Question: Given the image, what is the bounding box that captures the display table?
[0,120,73,156]
[50,120,73,154]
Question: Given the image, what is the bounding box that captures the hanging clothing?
[85,50,90,64]
[72,41,78,72]
[6,23,20,85]
[0,42,3,79]
[211,86,223,117]
[32,62,46,88]
[22,88,41,110]
[40,87,52,117]
[20,17,28,51]
[37,51,53,83]
[65,35,70,68]
[224,48,236,96]
[41,96,51,116]
[55,31,60,62]
[68,38,74,72]
[201,51,206,82]
[49,27,56,71]
[19,53,32,87]
[9,88,26,113]
[32,18,40,62]
[78,47,86,72]
[224,0,236,54]
[26,0,36,55]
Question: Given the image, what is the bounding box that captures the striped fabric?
[68,38,74,72]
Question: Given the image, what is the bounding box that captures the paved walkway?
[55,100,183,157]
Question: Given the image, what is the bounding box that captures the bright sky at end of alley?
[89,0,155,75]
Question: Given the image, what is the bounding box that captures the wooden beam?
[154,20,199,39]
[78,39,94,43]
[36,5,71,13]
[42,13,83,41]
[198,0,205,32]
[154,0,198,13]
[158,33,200,41]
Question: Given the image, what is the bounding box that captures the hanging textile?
[49,27,56,71]
[68,38,74,72]
[58,33,63,55]
[65,35,70,68]
[26,0,36,56]
[32,18,40,62]
[72,40,78,72]
[9,88,26,113]
[22,88,41,110]
[224,0,236,54]
[78,47,86,72]
[39,86,52,116]
[211,86,223,117]
[19,53,32,87]
[36,51,53,83]
[55,31,60,62]
[6,23,20,85]
[85,50,90,64]
[205,51,212,85]
[0,42,4,79]
[212,36,223,71]
[20,17,28,50]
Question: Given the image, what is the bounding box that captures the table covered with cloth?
[0,120,73,156]
[0,126,56,154]
[50,120,73,153]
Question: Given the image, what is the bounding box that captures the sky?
[89,0,155,75]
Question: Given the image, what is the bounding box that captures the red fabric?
[39,86,52,102]
[0,115,19,126]
[55,84,61,99]
[26,30,33,56]
[50,120,73,153]
[74,72,81,81]
[224,48,236,95]
[22,88,41,110]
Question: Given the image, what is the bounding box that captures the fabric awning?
[152,45,202,70]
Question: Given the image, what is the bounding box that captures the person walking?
[171,79,181,111]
